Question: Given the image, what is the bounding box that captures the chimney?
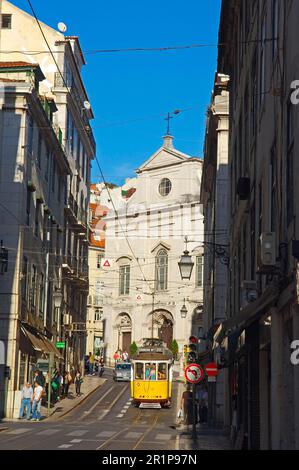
[163,135,174,149]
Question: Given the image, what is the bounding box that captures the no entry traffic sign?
[205,362,218,377]
[184,363,204,384]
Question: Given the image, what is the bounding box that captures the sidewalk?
[175,380,231,450]
[178,425,231,450]
[1,375,105,424]
[45,375,105,421]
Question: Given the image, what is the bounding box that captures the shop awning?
[21,324,63,360]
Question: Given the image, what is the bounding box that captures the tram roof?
[132,352,173,361]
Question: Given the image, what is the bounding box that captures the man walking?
[18,382,33,420]
[31,381,43,421]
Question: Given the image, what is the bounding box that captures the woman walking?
[74,369,83,397]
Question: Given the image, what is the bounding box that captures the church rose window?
[159,178,172,196]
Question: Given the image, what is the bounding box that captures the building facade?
[86,185,107,358]
[0,2,95,417]
[201,72,230,428]
[96,135,204,366]
[214,0,299,449]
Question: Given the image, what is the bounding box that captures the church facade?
[92,135,204,365]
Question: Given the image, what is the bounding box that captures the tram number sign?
[184,363,204,384]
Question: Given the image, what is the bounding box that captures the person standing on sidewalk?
[31,381,43,421]
[88,352,95,375]
[63,371,72,397]
[74,369,83,397]
[18,382,33,420]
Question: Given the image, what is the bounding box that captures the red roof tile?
[0,61,39,68]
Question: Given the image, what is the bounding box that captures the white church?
[90,134,204,364]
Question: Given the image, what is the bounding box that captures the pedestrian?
[31,380,43,421]
[33,369,45,388]
[113,351,119,364]
[63,371,72,397]
[198,386,208,423]
[88,352,95,375]
[122,351,129,362]
[74,369,83,396]
[98,358,104,377]
[18,381,33,420]
[181,384,194,425]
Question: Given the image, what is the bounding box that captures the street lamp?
[53,289,63,309]
[180,302,188,319]
[178,250,194,280]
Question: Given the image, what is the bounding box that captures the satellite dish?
[58,22,67,33]
[83,101,91,111]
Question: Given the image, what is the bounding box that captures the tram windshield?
[134,362,168,380]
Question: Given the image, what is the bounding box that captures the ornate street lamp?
[178,250,194,280]
[180,301,188,319]
[53,289,63,309]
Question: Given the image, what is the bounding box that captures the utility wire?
[0,37,278,56]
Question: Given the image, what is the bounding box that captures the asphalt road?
[0,370,184,451]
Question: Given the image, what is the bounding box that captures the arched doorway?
[115,313,132,353]
[150,310,174,349]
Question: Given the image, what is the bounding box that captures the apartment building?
[214,0,299,449]
[201,72,230,428]
[0,1,95,417]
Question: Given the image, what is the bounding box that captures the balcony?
[65,194,79,224]
[54,72,96,151]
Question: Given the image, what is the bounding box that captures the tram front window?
[135,362,144,380]
[158,363,167,380]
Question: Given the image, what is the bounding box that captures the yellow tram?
[130,339,173,409]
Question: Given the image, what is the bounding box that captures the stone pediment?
[137,146,190,173]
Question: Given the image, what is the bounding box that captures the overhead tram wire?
[0,37,278,56]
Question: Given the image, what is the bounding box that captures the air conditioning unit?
[257,232,276,273]
[241,280,258,307]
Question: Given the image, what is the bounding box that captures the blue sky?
[12,0,222,185]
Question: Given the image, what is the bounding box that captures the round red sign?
[205,362,218,377]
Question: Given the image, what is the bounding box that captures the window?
[260,12,267,106]
[1,14,12,29]
[39,273,45,316]
[159,178,172,196]
[37,132,42,169]
[45,147,50,181]
[272,0,279,58]
[155,249,168,291]
[26,113,34,157]
[287,101,294,225]
[97,253,104,269]
[21,257,28,301]
[195,255,203,287]
[135,363,144,380]
[158,363,167,380]
[94,309,102,322]
[26,188,31,226]
[250,203,256,280]
[51,157,56,192]
[34,200,40,237]
[119,265,130,295]
[31,265,37,309]
[270,143,277,232]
